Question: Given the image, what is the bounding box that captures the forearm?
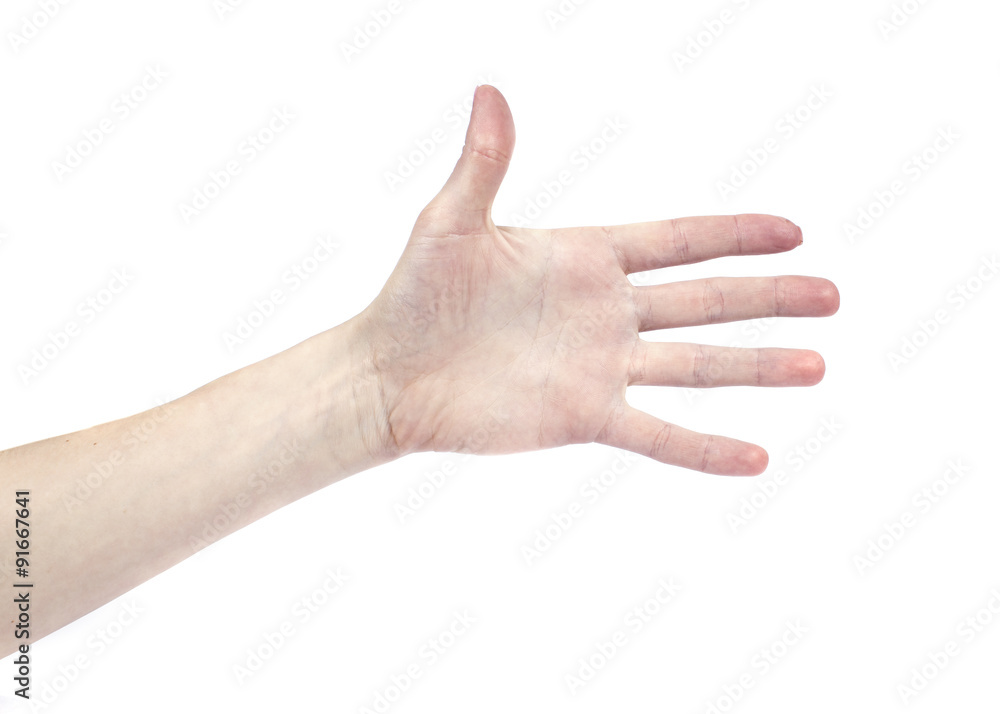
[0,315,393,658]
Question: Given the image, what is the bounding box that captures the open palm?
[358,86,838,475]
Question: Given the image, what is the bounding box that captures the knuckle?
[732,215,746,254]
[671,220,692,263]
[650,423,674,458]
[702,280,726,323]
[700,435,715,472]
[691,344,713,386]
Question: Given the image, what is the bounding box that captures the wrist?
[194,316,399,503]
[315,314,402,467]
[345,303,431,461]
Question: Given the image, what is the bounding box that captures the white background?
[1,0,998,712]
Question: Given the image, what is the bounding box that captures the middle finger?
[635,276,839,331]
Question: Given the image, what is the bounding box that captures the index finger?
[596,214,803,274]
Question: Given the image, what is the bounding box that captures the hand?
[356,85,839,475]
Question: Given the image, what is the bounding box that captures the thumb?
[430,84,515,228]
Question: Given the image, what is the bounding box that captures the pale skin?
[0,85,838,658]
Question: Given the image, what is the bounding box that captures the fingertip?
[739,214,802,255]
[469,84,515,151]
[475,83,504,103]
[818,279,841,316]
[775,216,803,250]
[740,445,769,476]
[795,350,826,386]
[711,441,768,476]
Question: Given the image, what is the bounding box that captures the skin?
[0,85,838,658]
